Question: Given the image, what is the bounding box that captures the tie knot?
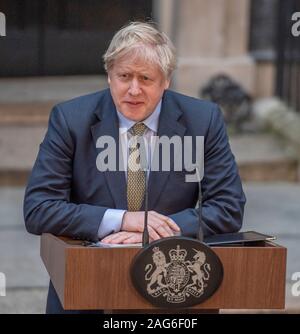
[130,123,147,136]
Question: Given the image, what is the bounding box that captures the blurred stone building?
[1,0,299,110]
[157,0,300,111]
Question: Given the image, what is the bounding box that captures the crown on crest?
[169,245,187,261]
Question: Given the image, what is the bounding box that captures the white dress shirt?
[97,100,162,239]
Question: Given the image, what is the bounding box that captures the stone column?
[155,0,256,98]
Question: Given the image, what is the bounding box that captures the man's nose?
[128,78,141,96]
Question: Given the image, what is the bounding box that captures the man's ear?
[107,75,111,85]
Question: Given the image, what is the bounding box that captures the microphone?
[142,170,150,246]
[195,167,204,242]
[141,135,150,247]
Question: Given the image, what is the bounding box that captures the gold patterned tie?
[127,122,147,211]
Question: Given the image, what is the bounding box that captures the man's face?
[108,57,170,122]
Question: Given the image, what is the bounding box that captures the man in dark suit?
[23,22,246,313]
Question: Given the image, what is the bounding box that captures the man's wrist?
[120,211,128,231]
[98,209,126,239]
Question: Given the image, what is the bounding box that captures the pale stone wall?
[255,62,276,98]
[154,0,258,98]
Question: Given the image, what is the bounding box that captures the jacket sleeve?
[169,104,246,238]
[23,106,107,242]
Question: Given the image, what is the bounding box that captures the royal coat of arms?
[145,245,211,303]
[131,236,223,308]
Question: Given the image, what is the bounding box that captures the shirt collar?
[117,100,162,135]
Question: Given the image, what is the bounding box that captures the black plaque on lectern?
[130,236,223,308]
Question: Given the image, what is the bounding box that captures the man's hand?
[101,231,143,244]
[121,210,180,241]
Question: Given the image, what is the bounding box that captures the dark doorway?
[0,0,153,76]
[276,0,300,112]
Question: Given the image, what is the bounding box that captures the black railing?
[276,0,300,112]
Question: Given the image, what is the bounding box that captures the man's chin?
[120,108,148,122]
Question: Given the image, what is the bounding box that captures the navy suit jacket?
[24,88,245,241]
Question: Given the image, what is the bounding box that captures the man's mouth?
[124,101,144,106]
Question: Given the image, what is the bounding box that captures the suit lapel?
[90,90,127,210]
[148,91,187,209]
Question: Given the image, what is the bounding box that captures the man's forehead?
[113,59,159,73]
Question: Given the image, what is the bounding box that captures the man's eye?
[142,76,149,81]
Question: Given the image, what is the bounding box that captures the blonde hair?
[103,21,176,79]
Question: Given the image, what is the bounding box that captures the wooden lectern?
[40,233,286,312]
